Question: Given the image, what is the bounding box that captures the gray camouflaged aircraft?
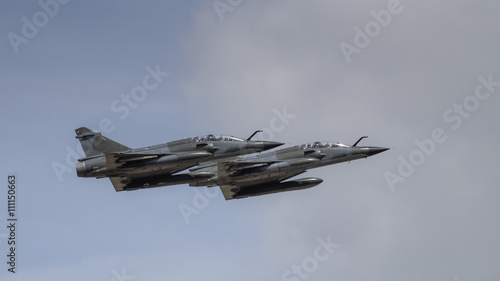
[74,127,283,191]
[103,136,389,198]
[184,136,389,199]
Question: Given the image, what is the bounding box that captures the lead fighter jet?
[74,127,283,191]
[186,136,389,199]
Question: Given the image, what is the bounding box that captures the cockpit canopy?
[299,141,350,149]
[192,134,245,142]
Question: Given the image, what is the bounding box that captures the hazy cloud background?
[1,0,499,280]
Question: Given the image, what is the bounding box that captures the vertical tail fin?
[75,127,130,157]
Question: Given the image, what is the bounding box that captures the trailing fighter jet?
[185,136,389,199]
[74,127,283,191]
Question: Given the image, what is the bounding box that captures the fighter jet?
[74,127,283,191]
[184,136,389,199]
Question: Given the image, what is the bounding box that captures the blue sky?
[1,0,500,280]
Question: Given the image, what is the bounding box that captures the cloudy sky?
[1,0,499,280]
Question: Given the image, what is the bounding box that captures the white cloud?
[177,0,500,280]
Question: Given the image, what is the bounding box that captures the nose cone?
[259,141,285,151]
[367,147,390,156]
